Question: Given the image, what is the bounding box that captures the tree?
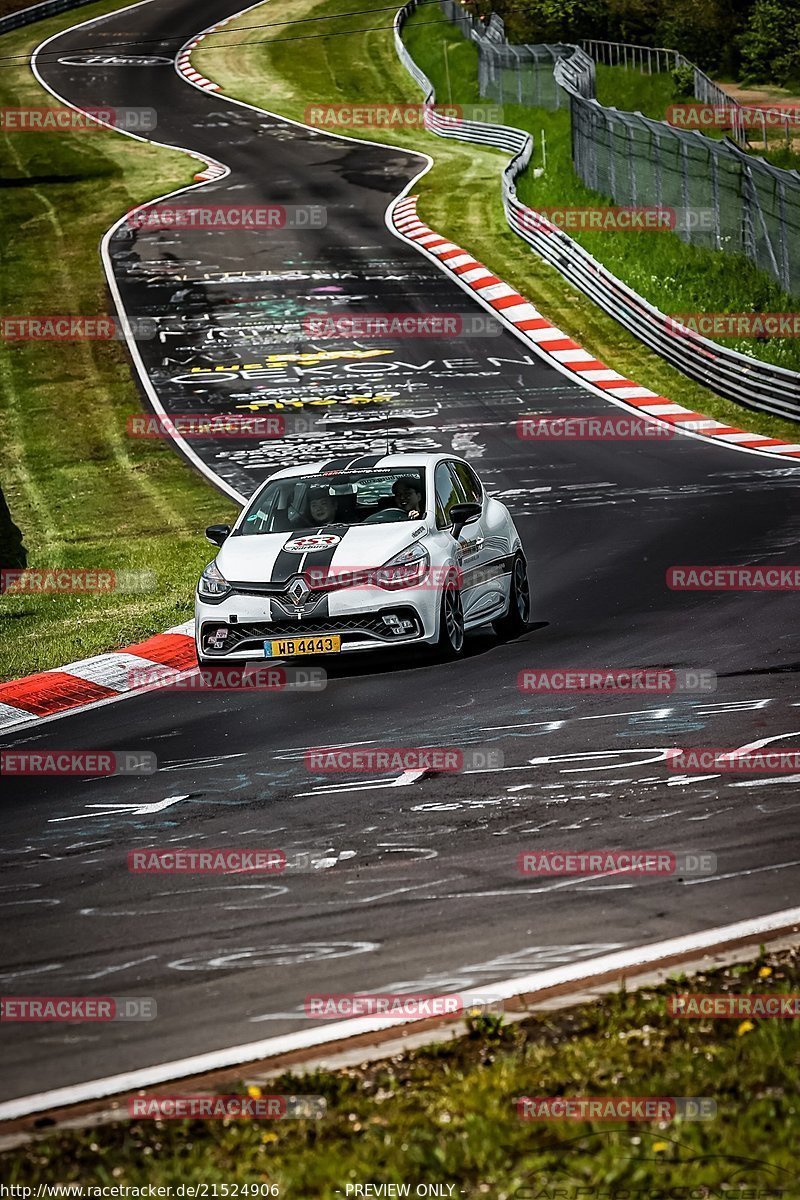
[739,0,800,84]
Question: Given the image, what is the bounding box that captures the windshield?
[235,468,428,536]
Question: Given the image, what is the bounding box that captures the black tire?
[494,554,531,639]
[434,576,465,660]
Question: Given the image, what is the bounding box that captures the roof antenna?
[385,403,392,457]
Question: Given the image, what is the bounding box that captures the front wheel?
[434,577,465,660]
[494,554,531,639]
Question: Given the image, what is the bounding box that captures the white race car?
[195,452,530,665]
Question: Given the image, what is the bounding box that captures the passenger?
[308,488,338,525]
[391,476,423,519]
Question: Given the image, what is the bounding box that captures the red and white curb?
[177,29,219,93]
[0,622,196,733]
[391,195,800,462]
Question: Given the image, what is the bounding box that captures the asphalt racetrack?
[2,0,800,1106]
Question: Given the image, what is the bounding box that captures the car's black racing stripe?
[319,456,361,473]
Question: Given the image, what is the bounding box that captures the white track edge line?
[2,905,799,1121]
[31,3,246,506]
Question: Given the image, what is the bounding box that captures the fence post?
[710,147,721,250]
[777,179,791,292]
[679,136,691,243]
[627,120,638,206]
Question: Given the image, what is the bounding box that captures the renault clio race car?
[195,452,530,665]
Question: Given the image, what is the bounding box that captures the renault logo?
[287,577,310,606]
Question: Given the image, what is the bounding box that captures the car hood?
[215,522,429,586]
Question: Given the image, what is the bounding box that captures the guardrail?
[394,0,800,421]
[581,38,798,149]
[0,0,95,36]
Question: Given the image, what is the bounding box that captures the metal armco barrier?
[0,0,96,35]
[394,0,800,421]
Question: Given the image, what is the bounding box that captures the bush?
[739,0,800,85]
[671,62,696,95]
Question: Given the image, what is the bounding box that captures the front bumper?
[194,604,434,662]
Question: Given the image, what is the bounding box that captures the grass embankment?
[0,4,238,681]
[194,0,800,446]
[3,946,799,1194]
[405,4,800,379]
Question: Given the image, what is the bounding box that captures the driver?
[391,476,423,519]
[308,488,338,525]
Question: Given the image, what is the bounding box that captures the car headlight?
[375,542,430,590]
[197,560,231,602]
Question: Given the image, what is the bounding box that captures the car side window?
[450,462,482,505]
[435,463,462,529]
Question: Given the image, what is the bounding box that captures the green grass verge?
[193,0,800,447]
[4,946,799,1194]
[0,3,239,682]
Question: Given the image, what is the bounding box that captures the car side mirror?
[450,502,482,539]
[205,524,231,547]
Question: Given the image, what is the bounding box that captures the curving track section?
[2,0,800,1110]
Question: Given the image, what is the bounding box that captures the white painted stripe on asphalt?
[525,326,569,343]
[476,282,517,301]
[441,253,474,269]
[678,419,729,431]
[2,906,798,1121]
[0,702,33,728]
[459,267,495,283]
[550,347,594,363]
[712,432,771,442]
[579,369,627,382]
[641,403,693,415]
[46,653,168,692]
[606,386,662,399]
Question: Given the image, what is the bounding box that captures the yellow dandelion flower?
[652,1142,668,1152]
[247,1086,262,1099]
[758,967,772,979]
[737,1020,755,1036]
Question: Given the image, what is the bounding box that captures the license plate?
[265,635,341,657]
